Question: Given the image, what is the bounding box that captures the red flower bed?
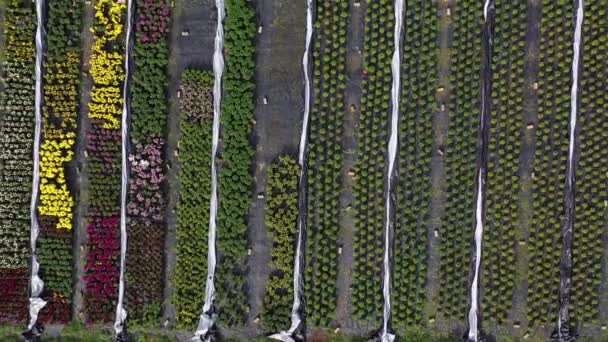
[0,268,29,323]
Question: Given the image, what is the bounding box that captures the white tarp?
[556,0,583,337]
[268,0,314,340]
[378,0,404,341]
[467,1,493,340]
[26,0,48,332]
[193,0,225,339]
[114,0,134,337]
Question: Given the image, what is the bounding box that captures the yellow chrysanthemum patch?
[39,51,80,230]
[88,0,126,130]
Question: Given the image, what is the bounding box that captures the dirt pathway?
[71,1,95,323]
[245,0,306,333]
[333,0,365,334]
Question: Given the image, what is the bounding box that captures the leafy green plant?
[173,69,213,329]
[260,155,299,331]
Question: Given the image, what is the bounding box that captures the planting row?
[0,0,36,324]
[82,0,127,323]
[173,70,213,329]
[440,0,482,320]
[352,0,393,324]
[125,0,171,327]
[392,0,436,328]
[571,1,607,327]
[481,0,526,324]
[213,0,256,327]
[37,0,84,324]
[305,0,349,327]
[260,156,299,331]
[527,0,573,327]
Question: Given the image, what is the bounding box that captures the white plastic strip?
[114,0,134,336]
[27,0,48,332]
[467,1,493,340]
[268,0,313,340]
[557,0,583,336]
[193,0,225,339]
[378,0,404,341]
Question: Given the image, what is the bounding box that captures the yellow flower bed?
[89,0,126,130]
[39,52,80,230]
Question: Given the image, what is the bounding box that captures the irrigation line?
[193,0,225,339]
[114,0,134,337]
[26,0,47,335]
[466,0,494,340]
[555,0,583,340]
[268,0,314,341]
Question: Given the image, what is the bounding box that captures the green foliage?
[527,0,574,327]
[392,0,436,328]
[351,0,393,325]
[260,155,299,331]
[482,0,526,325]
[440,0,482,319]
[215,0,256,327]
[305,0,349,327]
[173,70,214,329]
[571,0,608,328]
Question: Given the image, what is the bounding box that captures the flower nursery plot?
[1,0,608,341]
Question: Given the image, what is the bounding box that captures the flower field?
[82,0,126,323]
[304,0,349,327]
[36,0,83,324]
[1,0,608,341]
[173,69,213,329]
[125,0,171,326]
[0,0,36,324]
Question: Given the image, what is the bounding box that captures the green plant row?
[392,0,436,329]
[173,70,213,329]
[481,0,526,325]
[260,155,299,331]
[571,1,608,328]
[214,0,256,327]
[305,0,349,327]
[0,0,37,324]
[351,0,394,324]
[527,0,574,327]
[440,0,482,320]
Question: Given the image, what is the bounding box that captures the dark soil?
[71,0,95,323]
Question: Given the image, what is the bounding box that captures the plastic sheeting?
[556,0,583,338]
[192,0,225,339]
[114,0,134,337]
[26,0,48,333]
[376,0,404,341]
[268,0,314,341]
[466,1,494,340]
